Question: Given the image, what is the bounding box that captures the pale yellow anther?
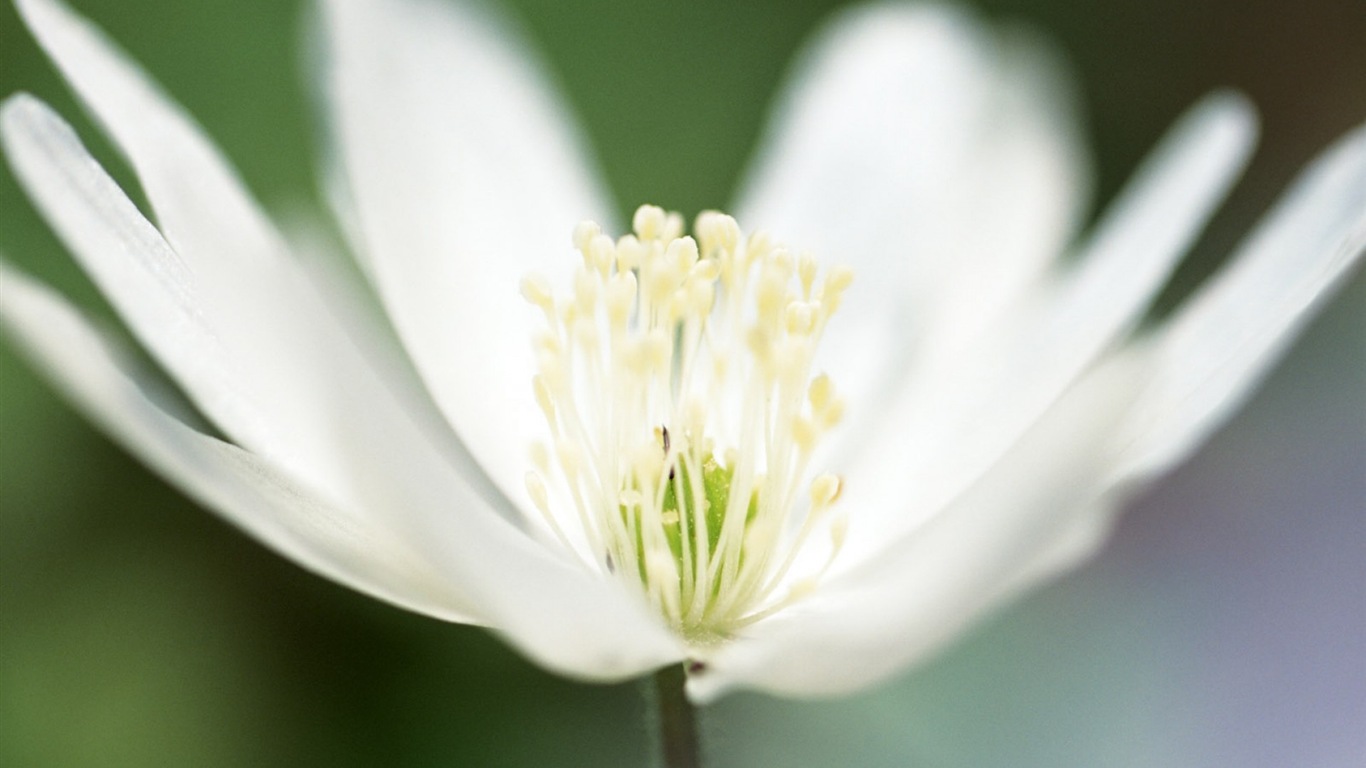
[787,578,818,600]
[826,264,855,295]
[529,442,551,473]
[572,220,602,252]
[631,443,664,487]
[784,301,815,335]
[690,259,721,283]
[808,374,834,412]
[695,210,740,256]
[616,234,645,271]
[532,330,560,357]
[666,236,700,273]
[532,375,556,421]
[820,398,846,429]
[556,438,584,478]
[747,230,773,263]
[810,473,842,508]
[525,471,551,514]
[755,274,787,322]
[663,212,686,242]
[633,204,668,241]
[605,272,636,326]
[520,273,555,310]
[770,248,794,276]
[666,289,690,323]
[588,233,616,274]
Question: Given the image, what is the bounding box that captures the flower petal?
[832,92,1257,561]
[1,92,457,527]
[10,2,682,678]
[688,356,1145,701]
[318,0,617,514]
[734,4,1091,412]
[1114,122,1366,483]
[13,0,460,515]
[0,261,487,626]
[16,0,284,274]
[2,254,682,679]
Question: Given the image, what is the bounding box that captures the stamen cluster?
[521,205,852,641]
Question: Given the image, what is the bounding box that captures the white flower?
[1,0,1362,703]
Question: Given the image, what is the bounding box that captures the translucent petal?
[319,0,617,516]
[832,93,1257,563]
[0,262,488,626]
[1114,122,1366,482]
[689,357,1144,701]
[735,4,1092,420]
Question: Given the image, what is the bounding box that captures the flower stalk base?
[653,664,702,768]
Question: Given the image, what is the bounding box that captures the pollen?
[522,205,852,642]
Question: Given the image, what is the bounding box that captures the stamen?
[522,205,852,641]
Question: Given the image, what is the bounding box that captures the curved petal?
[1,93,466,528]
[16,0,284,273]
[1114,122,1366,482]
[831,93,1257,563]
[10,1,683,679]
[0,262,487,626]
[734,4,1092,416]
[1,262,683,680]
[318,0,617,515]
[12,0,478,516]
[688,356,1144,701]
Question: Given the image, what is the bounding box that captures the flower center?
[521,205,852,642]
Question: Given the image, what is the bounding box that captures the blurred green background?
[1,0,1362,765]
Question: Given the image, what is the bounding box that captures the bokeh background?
[1,0,1362,765]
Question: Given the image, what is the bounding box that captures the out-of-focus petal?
[0,262,487,626]
[833,93,1257,562]
[1114,122,1366,483]
[1,93,471,531]
[688,356,1144,701]
[1,256,683,680]
[319,0,617,516]
[10,2,683,679]
[13,0,492,518]
[735,4,1091,416]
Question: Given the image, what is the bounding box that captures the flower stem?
[653,664,702,768]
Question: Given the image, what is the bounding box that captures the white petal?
[1,263,682,680]
[10,3,682,677]
[13,0,521,539]
[1114,122,1366,482]
[319,0,617,514]
[734,4,1091,415]
[832,93,1257,561]
[12,0,444,512]
[688,356,1145,701]
[1,93,441,525]
[0,262,487,626]
[16,0,282,271]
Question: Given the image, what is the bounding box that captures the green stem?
[653,664,702,768]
